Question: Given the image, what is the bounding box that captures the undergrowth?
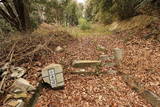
[0,23,75,66]
[65,24,112,38]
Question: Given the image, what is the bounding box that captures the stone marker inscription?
[48,69,56,88]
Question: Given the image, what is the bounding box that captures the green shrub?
[78,18,91,30]
[0,18,14,34]
[95,11,114,24]
[86,0,142,23]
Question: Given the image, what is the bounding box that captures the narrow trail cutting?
[35,32,160,107]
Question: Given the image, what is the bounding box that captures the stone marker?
[11,78,35,92]
[113,48,123,66]
[42,64,64,89]
[72,60,101,68]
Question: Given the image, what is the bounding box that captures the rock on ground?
[42,64,64,89]
[10,78,35,92]
[72,60,101,68]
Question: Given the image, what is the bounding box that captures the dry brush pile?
[0,24,75,105]
[0,24,75,67]
[0,20,160,106]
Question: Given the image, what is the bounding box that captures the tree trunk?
[0,0,31,31]
[13,0,31,31]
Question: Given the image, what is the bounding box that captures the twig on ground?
[0,74,7,94]
[0,44,15,93]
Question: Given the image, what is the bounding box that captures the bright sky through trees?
[77,0,85,3]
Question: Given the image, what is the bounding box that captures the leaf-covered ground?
[1,21,159,106]
[34,25,160,106]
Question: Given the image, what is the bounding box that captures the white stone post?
[113,48,123,66]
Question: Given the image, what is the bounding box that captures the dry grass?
[107,15,159,32]
[0,23,74,66]
[63,24,112,38]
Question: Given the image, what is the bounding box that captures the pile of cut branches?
[0,26,74,66]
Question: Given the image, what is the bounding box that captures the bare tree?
[0,0,31,31]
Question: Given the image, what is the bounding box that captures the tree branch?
[0,7,20,30]
[0,0,31,31]
[3,0,17,19]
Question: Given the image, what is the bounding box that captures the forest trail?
[0,0,160,106]
[0,22,160,107]
[34,28,160,107]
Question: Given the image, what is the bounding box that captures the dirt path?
[34,34,160,107]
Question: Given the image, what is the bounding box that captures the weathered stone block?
[11,78,35,92]
[113,48,123,66]
[72,60,101,68]
[42,64,64,89]
[113,48,123,61]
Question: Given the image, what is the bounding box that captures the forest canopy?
[85,0,160,23]
[0,0,83,32]
[0,0,160,107]
[0,0,159,32]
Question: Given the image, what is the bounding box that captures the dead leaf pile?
[35,22,160,106]
[0,21,160,106]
